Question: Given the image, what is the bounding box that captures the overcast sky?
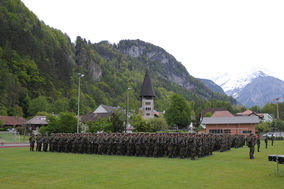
[22,0,284,80]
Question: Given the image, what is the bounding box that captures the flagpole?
[276,102,279,120]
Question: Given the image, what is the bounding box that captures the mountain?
[198,79,225,95]
[213,71,284,107]
[0,0,236,117]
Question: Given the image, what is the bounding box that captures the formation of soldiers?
[30,133,246,160]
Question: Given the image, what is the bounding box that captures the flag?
[272,97,280,102]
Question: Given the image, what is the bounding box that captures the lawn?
[0,141,284,189]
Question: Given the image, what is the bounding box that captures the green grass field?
[1,141,284,189]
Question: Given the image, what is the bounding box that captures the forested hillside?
[0,0,237,118]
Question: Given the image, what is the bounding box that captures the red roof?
[212,111,234,117]
[236,110,264,118]
[0,116,26,126]
[202,108,226,116]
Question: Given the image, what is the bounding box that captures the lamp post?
[77,73,84,133]
[125,87,131,133]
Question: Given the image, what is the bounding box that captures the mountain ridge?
[212,70,284,107]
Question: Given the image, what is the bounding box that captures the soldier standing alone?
[264,136,268,149]
[256,133,260,152]
[247,134,256,159]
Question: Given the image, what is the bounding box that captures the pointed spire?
[140,70,155,97]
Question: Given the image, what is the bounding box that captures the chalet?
[236,110,273,122]
[80,104,119,123]
[0,116,26,128]
[26,116,48,132]
[94,104,120,114]
[235,110,264,119]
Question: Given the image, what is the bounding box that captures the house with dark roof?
[94,104,120,114]
[0,116,26,128]
[26,116,48,132]
[80,104,119,123]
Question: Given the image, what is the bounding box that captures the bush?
[130,114,149,132]
[40,112,77,133]
[87,118,112,133]
[256,122,271,133]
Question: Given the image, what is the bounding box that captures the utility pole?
[77,73,84,133]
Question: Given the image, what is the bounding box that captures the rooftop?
[212,111,234,117]
[201,115,260,125]
[26,116,48,125]
[0,116,26,126]
[140,70,155,97]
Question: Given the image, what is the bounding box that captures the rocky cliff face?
[199,79,225,95]
[117,40,196,91]
[75,37,102,81]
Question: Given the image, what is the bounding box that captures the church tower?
[140,70,155,119]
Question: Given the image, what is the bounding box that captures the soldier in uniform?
[264,135,268,149]
[29,134,35,151]
[36,134,42,152]
[247,134,256,159]
[256,133,260,152]
[42,134,49,152]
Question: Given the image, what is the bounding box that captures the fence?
[0,131,29,144]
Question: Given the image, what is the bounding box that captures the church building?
[140,71,156,119]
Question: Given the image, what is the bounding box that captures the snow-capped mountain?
[213,71,267,98]
[212,71,284,107]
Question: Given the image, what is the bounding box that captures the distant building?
[236,110,273,122]
[0,116,26,128]
[235,110,264,119]
[26,116,48,133]
[261,113,273,122]
[93,104,119,114]
[201,115,260,135]
[140,71,156,119]
[212,110,234,117]
[80,104,119,123]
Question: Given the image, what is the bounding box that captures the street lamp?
[125,87,131,133]
[77,73,85,133]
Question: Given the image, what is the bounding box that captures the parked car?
[263,132,284,139]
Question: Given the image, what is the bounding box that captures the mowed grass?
[0,141,284,189]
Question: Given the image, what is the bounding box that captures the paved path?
[0,143,29,148]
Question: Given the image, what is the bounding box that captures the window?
[224,129,231,134]
[146,113,150,116]
[145,102,151,105]
[145,107,151,111]
[209,129,223,134]
[241,130,252,134]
